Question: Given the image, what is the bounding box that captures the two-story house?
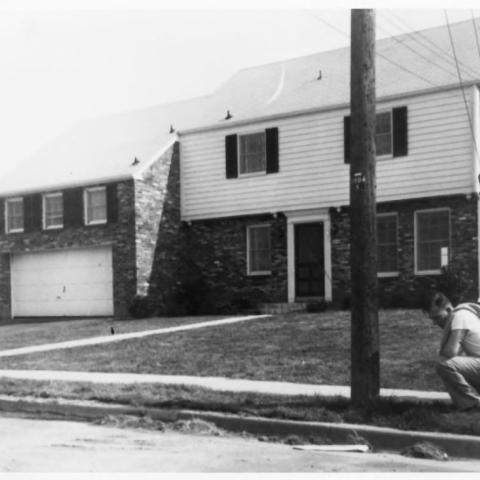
[1,18,480,320]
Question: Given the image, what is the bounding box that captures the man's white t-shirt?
[451,308,480,356]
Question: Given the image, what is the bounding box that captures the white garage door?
[11,247,114,317]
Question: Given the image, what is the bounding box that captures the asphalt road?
[1,414,480,472]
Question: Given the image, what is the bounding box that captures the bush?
[434,266,474,305]
[306,300,328,313]
[128,295,156,319]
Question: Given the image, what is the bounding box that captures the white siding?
[181,88,474,221]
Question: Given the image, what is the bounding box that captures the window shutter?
[0,199,4,234]
[225,134,238,179]
[63,188,84,228]
[265,127,279,174]
[344,116,351,163]
[106,183,118,223]
[393,106,408,157]
[24,194,42,232]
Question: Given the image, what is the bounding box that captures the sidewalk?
[0,369,450,403]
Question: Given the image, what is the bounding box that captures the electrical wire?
[444,10,480,156]
[471,11,480,63]
[382,10,480,79]
[304,10,437,87]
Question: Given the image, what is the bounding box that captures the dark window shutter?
[225,134,238,179]
[344,116,351,164]
[265,127,279,174]
[63,188,84,228]
[24,194,42,233]
[393,106,408,157]
[0,199,4,234]
[106,184,118,223]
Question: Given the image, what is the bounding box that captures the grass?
[1,377,479,437]
[0,315,220,351]
[0,309,444,392]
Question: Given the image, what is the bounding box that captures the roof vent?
[131,157,140,166]
[169,124,175,133]
[225,110,233,120]
[317,70,322,80]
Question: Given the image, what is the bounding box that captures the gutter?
[179,81,479,136]
[473,85,480,301]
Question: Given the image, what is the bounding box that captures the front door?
[294,223,325,298]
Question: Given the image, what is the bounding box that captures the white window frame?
[414,208,451,275]
[5,197,24,233]
[247,224,272,276]
[238,131,267,177]
[377,212,399,278]
[42,192,63,230]
[84,186,107,226]
[375,110,393,158]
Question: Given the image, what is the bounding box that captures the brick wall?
[186,214,288,309]
[331,194,479,306]
[0,180,137,320]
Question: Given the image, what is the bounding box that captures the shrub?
[128,295,156,319]
[306,300,328,313]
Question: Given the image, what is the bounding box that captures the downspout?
[472,85,480,301]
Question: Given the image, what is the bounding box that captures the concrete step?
[260,303,307,315]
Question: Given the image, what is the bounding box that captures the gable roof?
[1,17,480,196]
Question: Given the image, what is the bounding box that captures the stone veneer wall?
[186,214,288,306]
[0,180,137,320]
[134,142,185,307]
[330,194,479,306]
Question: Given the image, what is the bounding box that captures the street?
[0,413,480,472]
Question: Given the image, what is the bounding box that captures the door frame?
[286,208,332,303]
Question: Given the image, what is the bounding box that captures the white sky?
[1,1,480,176]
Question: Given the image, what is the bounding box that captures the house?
[1,18,480,320]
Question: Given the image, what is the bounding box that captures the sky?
[1,1,480,176]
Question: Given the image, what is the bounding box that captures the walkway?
[0,369,450,403]
[0,314,271,358]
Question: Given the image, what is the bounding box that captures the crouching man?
[426,292,480,410]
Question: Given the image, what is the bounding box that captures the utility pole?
[349,9,380,407]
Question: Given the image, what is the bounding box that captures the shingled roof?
[1,17,479,196]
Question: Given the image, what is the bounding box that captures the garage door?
[11,247,114,317]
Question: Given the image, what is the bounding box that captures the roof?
[2,18,480,196]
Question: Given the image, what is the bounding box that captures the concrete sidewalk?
[0,369,450,403]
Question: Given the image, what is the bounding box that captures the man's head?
[426,291,453,328]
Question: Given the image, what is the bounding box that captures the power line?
[304,10,437,87]
[375,22,459,80]
[444,10,479,156]
[471,11,480,63]
[382,10,480,79]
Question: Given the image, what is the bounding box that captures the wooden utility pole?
[349,9,380,407]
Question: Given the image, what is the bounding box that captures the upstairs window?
[5,197,23,233]
[43,192,63,229]
[239,132,266,175]
[84,186,107,225]
[415,209,450,274]
[247,224,271,275]
[377,213,398,275]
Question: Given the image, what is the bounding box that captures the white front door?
[11,247,114,317]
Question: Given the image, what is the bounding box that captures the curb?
[0,395,479,460]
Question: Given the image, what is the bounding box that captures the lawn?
[0,309,445,392]
[0,315,220,351]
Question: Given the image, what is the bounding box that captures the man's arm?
[440,329,467,358]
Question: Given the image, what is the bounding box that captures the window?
[5,197,23,233]
[84,186,107,225]
[43,193,63,229]
[239,132,266,175]
[377,214,398,275]
[415,209,450,274]
[247,225,271,275]
[376,111,392,156]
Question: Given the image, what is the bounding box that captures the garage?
[11,247,114,317]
